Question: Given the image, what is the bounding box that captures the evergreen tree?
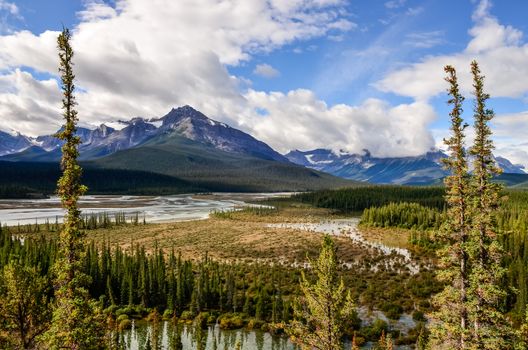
[376,331,394,350]
[287,235,355,350]
[46,28,105,349]
[429,65,472,349]
[467,60,511,348]
[351,332,360,350]
[0,262,51,349]
[515,309,528,349]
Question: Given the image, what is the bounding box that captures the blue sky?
[0,0,527,168]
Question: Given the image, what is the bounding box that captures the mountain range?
[2,106,288,163]
[0,106,354,193]
[0,105,526,191]
[285,149,526,185]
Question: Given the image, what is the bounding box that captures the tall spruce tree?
[46,28,104,349]
[0,262,51,349]
[429,65,472,349]
[468,60,511,348]
[287,235,355,350]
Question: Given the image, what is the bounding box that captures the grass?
[69,207,365,264]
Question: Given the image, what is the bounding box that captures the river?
[0,193,285,226]
[119,322,297,350]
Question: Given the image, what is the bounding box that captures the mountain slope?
[1,145,63,162]
[286,148,526,185]
[0,161,202,197]
[1,105,288,164]
[158,106,288,162]
[89,133,355,192]
[0,130,32,156]
[286,149,448,185]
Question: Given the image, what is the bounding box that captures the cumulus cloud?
[253,63,280,78]
[375,0,528,168]
[0,0,355,137]
[243,89,436,156]
[376,1,528,100]
[0,0,18,16]
[0,0,439,158]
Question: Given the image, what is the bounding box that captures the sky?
[0,0,527,169]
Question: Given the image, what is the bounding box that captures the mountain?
[285,148,526,185]
[285,149,448,185]
[0,161,203,197]
[88,132,353,192]
[1,105,287,163]
[1,145,62,162]
[0,130,32,156]
[1,106,357,193]
[158,106,288,162]
[495,156,526,174]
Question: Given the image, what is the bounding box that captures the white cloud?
[0,0,354,137]
[1,0,520,164]
[0,0,19,16]
[404,30,445,48]
[375,0,528,168]
[243,89,436,156]
[0,69,61,135]
[253,63,280,78]
[405,7,424,16]
[376,1,528,100]
[385,0,406,9]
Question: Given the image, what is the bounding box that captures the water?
[268,219,420,274]
[0,193,286,226]
[121,322,411,349]
[119,322,296,350]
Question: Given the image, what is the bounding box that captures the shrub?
[180,310,194,321]
[218,313,244,330]
[412,310,426,322]
[118,319,132,331]
[116,314,129,323]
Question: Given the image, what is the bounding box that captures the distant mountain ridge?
[0,130,33,156]
[1,106,355,192]
[285,148,526,185]
[1,105,525,188]
[1,105,287,163]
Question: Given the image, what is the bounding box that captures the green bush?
[360,319,388,340]
[382,303,403,320]
[194,312,209,328]
[116,314,129,323]
[180,310,194,321]
[412,310,426,322]
[218,313,244,330]
[118,319,132,331]
[246,318,264,330]
[163,309,174,320]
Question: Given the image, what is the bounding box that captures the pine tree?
[0,262,51,349]
[516,309,528,349]
[429,65,472,349]
[287,235,355,350]
[351,332,360,350]
[416,327,428,350]
[46,28,105,349]
[467,60,511,348]
[376,331,394,350]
